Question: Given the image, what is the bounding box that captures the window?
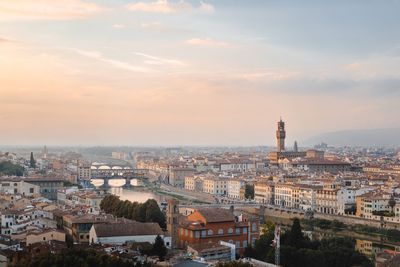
[228,228,233,234]
[243,240,248,248]
[208,229,213,236]
[201,230,206,237]
[195,231,200,238]
[235,228,241,234]
[185,229,188,236]
[252,223,257,232]
[236,241,240,248]
[243,227,247,234]
[218,229,224,235]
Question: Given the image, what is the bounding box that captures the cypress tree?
[152,235,167,260]
[29,152,36,169]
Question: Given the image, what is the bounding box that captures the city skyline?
[1,0,400,146]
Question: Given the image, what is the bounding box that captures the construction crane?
[271,224,281,266]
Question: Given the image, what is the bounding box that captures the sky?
[0,0,400,146]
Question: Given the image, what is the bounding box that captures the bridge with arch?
[80,164,149,188]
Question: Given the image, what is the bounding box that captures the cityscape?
[1,1,400,267]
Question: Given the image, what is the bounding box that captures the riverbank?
[142,179,211,204]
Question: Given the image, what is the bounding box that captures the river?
[90,178,169,203]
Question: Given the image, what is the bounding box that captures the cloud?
[0,0,104,21]
[112,24,127,29]
[185,38,230,47]
[0,36,14,43]
[239,70,301,82]
[133,52,185,66]
[140,22,164,30]
[127,0,214,14]
[344,62,362,71]
[70,49,153,73]
[199,1,214,13]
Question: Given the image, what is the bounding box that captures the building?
[276,118,286,152]
[0,180,40,197]
[298,185,320,211]
[274,183,299,208]
[268,119,332,165]
[254,182,274,205]
[219,159,256,173]
[62,214,115,243]
[187,242,233,262]
[356,191,391,219]
[227,179,244,199]
[167,199,179,249]
[0,207,52,235]
[89,221,169,246]
[26,229,65,246]
[185,176,204,192]
[178,208,259,254]
[77,164,91,181]
[316,183,340,215]
[169,167,195,188]
[203,177,228,195]
[24,177,65,200]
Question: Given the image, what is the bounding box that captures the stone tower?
[276,118,286,152]
[166,199,179,249]
[294,141,298,152]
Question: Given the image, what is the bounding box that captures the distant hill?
[303,128,400,147]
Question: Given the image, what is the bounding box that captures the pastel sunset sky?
[1,0,400,146]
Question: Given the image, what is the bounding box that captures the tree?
[100,196,166,229]
[144,199,166,229]
[389,194,396,213]
[248,218,372,267]
[29,152,36,169]
[0,161,24,176]
[244,184,254,199]
[152,235,167,260]
[286,218,305,248]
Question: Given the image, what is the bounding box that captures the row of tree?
[100,195,166,229]
[11,248,148,267]
[0,161,25,176]
[245,218,373,267]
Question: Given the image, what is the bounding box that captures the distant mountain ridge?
[303,128,400,147]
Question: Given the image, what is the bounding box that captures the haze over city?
[2,2,400,267]
[1,0,400,146]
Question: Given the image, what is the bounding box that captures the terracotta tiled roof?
[196,208,235,223]
[93,221,163,237]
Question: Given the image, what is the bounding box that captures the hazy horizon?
[1,0,400,146]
